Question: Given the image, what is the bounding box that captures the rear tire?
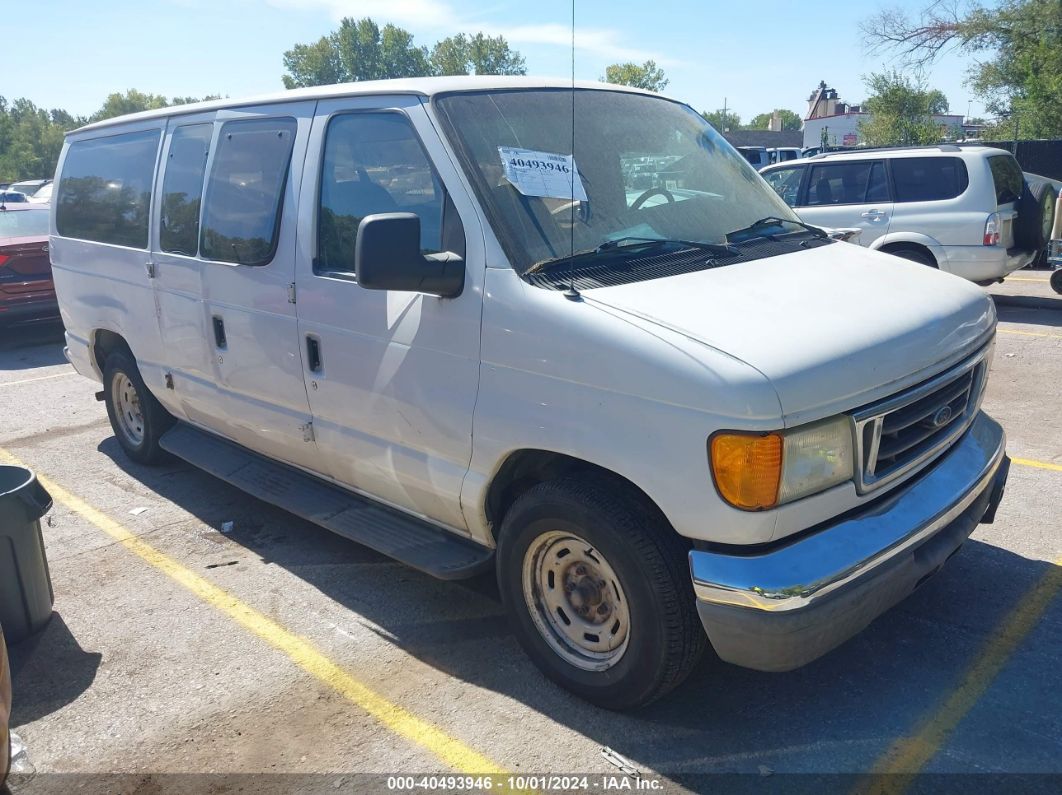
[886,246,936,267]
[496,475,705,710]
[103,350,173,465]
[1051,269,1062,295]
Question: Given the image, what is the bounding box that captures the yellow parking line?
[997,328,1062,339]
[856,553,1062,794]
[1013,457,1062,472]
[1005,277,1049,282]
[0,446,509,779]
[0,371,76,388]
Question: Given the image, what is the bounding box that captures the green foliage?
[0,97,70,181]
[0,90,221,183]
[431,33,526,76]
[282,17,526,87]
[701,109,741,132]
[858,70,949,146]
[864,0,1062,138]
[746,109,803,130]
[602,61,669,92]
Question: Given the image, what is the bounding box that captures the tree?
[0,97,72,180]
[283,17,431,87]
[431,33,526,76]
[862,0,1062,138]
[746,109,803,130]
[89,90,222,123]
[283,17,527,87]
[701,109,741,132]
[602,61,669,92]
[858,70,949,146]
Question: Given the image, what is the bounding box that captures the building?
[801,81,965,149]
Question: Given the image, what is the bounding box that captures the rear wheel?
[1051,269,1062,295]
[886,246,936,267]
[103,350,173,465]
[496,476,705,709]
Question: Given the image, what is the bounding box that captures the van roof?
[71,76,653,134]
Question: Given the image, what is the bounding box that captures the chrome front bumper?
[690,411,1008,671]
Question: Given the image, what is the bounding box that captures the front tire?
[496,476,705,709]
[1051,268,1062,295]
[103,350,173,465]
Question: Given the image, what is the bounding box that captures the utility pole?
[723,97,728,132]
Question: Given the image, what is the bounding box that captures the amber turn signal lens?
[710,433,783,510]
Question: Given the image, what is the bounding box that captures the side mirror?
[354,213,464,298]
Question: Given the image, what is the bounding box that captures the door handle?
[212,316,227,349]
[861,209,886,218]
[306,336,322,372]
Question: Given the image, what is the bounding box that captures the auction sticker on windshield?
[498,146,588,202]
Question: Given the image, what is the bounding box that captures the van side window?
[200,117,297,265]
[317,113,444,274]
[866,162,889,202]
[160,124,212,256]
[891,157,969,202]
[55,129,160,248]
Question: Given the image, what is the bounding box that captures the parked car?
[760,145,1042,282]
[26,182,52,204]
[767,147,802,164]
[7,179,50,199]
[736,145,770,169]
[0,204,57,324]
[0,192,28,204]
[52,77,1009,709]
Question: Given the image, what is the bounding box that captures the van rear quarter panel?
[51,122,167,388]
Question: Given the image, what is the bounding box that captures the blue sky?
[7,0,989,122]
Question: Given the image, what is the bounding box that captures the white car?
[50,77,1009,708]
[761,146,1045,282]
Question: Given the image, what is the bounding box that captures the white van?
[51,77,1009,709]
[760,146,1046,282]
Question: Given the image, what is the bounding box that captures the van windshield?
[433,89,799,275]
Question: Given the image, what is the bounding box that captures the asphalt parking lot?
[2,269,1060,794]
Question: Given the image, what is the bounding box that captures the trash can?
[0,466,54,644]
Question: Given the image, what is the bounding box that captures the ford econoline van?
[51,77,1009,709]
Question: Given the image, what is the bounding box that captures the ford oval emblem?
[931,406,953,427]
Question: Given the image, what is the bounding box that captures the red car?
[0,204,57,325]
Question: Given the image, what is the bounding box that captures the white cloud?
[266,0,455,28]
[492,24,677,67]
[263,0,673,66]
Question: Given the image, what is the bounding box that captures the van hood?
[581,242,995,423]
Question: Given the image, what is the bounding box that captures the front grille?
[853,345,989,494]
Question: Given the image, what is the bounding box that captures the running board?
[159,422,493,580]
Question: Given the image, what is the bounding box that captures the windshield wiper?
[527,237,738,274]
[726,216,828,243]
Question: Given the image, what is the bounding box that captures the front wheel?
[496,476,705,709]
[1051,268,1062,295]
[103,350,173,465]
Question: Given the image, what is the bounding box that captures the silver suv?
[761,145,1052,282]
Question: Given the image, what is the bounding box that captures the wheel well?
[485,450,668,538]
[880,241,936,266]
[91,329,132,375]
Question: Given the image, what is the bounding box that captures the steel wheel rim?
[522,531,630,671]
[112,372,145,447]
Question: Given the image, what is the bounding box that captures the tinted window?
[988,154,1024,204]
[763,166,804,206]
[317,113,443,273]
[56,129,160,247]
[867,162,889,202]
[0,209,49,238]
[160,124,212,256]
[806,161,877,205]
[200,117,297,265]
[891,157,968,202]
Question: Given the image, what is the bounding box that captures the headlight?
[710,416,854,510]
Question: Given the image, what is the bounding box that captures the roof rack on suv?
[808,143,975,159]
